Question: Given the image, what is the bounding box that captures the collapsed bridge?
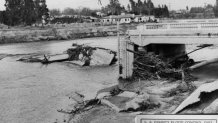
[118,20,218,79]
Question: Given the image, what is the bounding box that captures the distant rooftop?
[103,14,154,19]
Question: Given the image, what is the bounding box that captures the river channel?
[0,37,118,123]
[0,36,218,123]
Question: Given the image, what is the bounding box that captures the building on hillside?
[101,14,157,24]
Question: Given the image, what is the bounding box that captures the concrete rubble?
[173,79,218,114]
[66,44,117,66]
[53,44,218,123]
[17,43,117,66]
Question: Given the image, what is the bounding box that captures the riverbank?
[0,23,139,44]
[64,72,218,123]
[59,44,218,123]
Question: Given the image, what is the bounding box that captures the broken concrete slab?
[67,44,117,66]
[101,99,121,112]
[42,54,69,64]
[173,79,218,114]
[17,56,44,63]
[58,92,85,113]
[96,92,112,99]
[17,54,69,64]
[90,49,115,66]
[17,43,117,66]
[45,54,69,62]
[124,93,150,110]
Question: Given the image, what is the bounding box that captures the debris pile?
[132,52,184,81]
[67,44,117,66]
[129,51,198,98]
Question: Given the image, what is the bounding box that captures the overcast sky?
[0,0,216,11]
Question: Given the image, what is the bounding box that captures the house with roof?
[134,15,156,22]
[119,14,134,23]
[101,15,118,24]
[101,14,157,24]
[101,14,134,24]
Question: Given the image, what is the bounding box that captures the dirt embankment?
[0,23,138,44]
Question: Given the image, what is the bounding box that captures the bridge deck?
[128,23,218,46]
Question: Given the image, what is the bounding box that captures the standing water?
[0,37,118,123]
[1,36,218,123]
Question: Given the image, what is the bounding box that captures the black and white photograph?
[1,0,218,123]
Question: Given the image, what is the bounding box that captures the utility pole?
[148,2,151,16]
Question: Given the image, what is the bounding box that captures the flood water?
[0,37,118,123]
[0,37,218,123]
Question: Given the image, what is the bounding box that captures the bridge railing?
[137,22,218,31]
[159,19,218,23]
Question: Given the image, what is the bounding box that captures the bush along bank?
[0,27,120,44]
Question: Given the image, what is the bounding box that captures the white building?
[101,14,133,24]
[101,14,157,24]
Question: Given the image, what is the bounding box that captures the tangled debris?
[131,51,191,81]
[17,43,117,66]
[67,43,117,66]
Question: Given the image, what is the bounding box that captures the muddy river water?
[0,37,119,123]
[0,36,218,123]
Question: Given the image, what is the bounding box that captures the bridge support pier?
[119,36,134,79]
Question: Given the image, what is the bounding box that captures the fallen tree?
[189,58,218,71]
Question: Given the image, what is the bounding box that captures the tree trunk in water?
[189,58,218,70]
